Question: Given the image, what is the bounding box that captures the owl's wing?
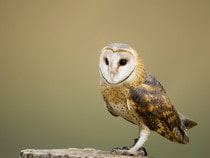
[130,73,189,144]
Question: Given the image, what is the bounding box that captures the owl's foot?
[111,146,129,153]
[111,147,147,156]
[138,147,147,156]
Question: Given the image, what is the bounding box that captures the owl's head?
[99,43,145,85]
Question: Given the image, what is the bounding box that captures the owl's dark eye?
[104,58,109,65]
[119,59,127,66]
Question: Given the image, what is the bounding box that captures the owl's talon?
[110,147,120,153]
[111,146,129,153]
[138,147,147,156]
[111,148,144,156]
[122,146,129,150]
[111,149,133,156]
[111,147,120,150]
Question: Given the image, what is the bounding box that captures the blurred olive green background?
[0,0,209,157]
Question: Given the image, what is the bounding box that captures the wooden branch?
[20,148,151,158]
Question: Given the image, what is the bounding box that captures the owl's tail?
[173,113,197,144]
[179,113,198,129]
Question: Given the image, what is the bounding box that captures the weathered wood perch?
[20,148,151,158]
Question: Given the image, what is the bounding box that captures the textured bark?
[20,148,150,158]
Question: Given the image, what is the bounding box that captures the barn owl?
[99,43,197,156]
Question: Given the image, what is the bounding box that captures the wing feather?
[130,73,189,144]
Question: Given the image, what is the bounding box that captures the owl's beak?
[110,69,118,79]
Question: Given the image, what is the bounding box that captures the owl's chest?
[102,86,141,125]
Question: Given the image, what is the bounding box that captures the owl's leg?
[112,127,150,156]
[128,127,150,156]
